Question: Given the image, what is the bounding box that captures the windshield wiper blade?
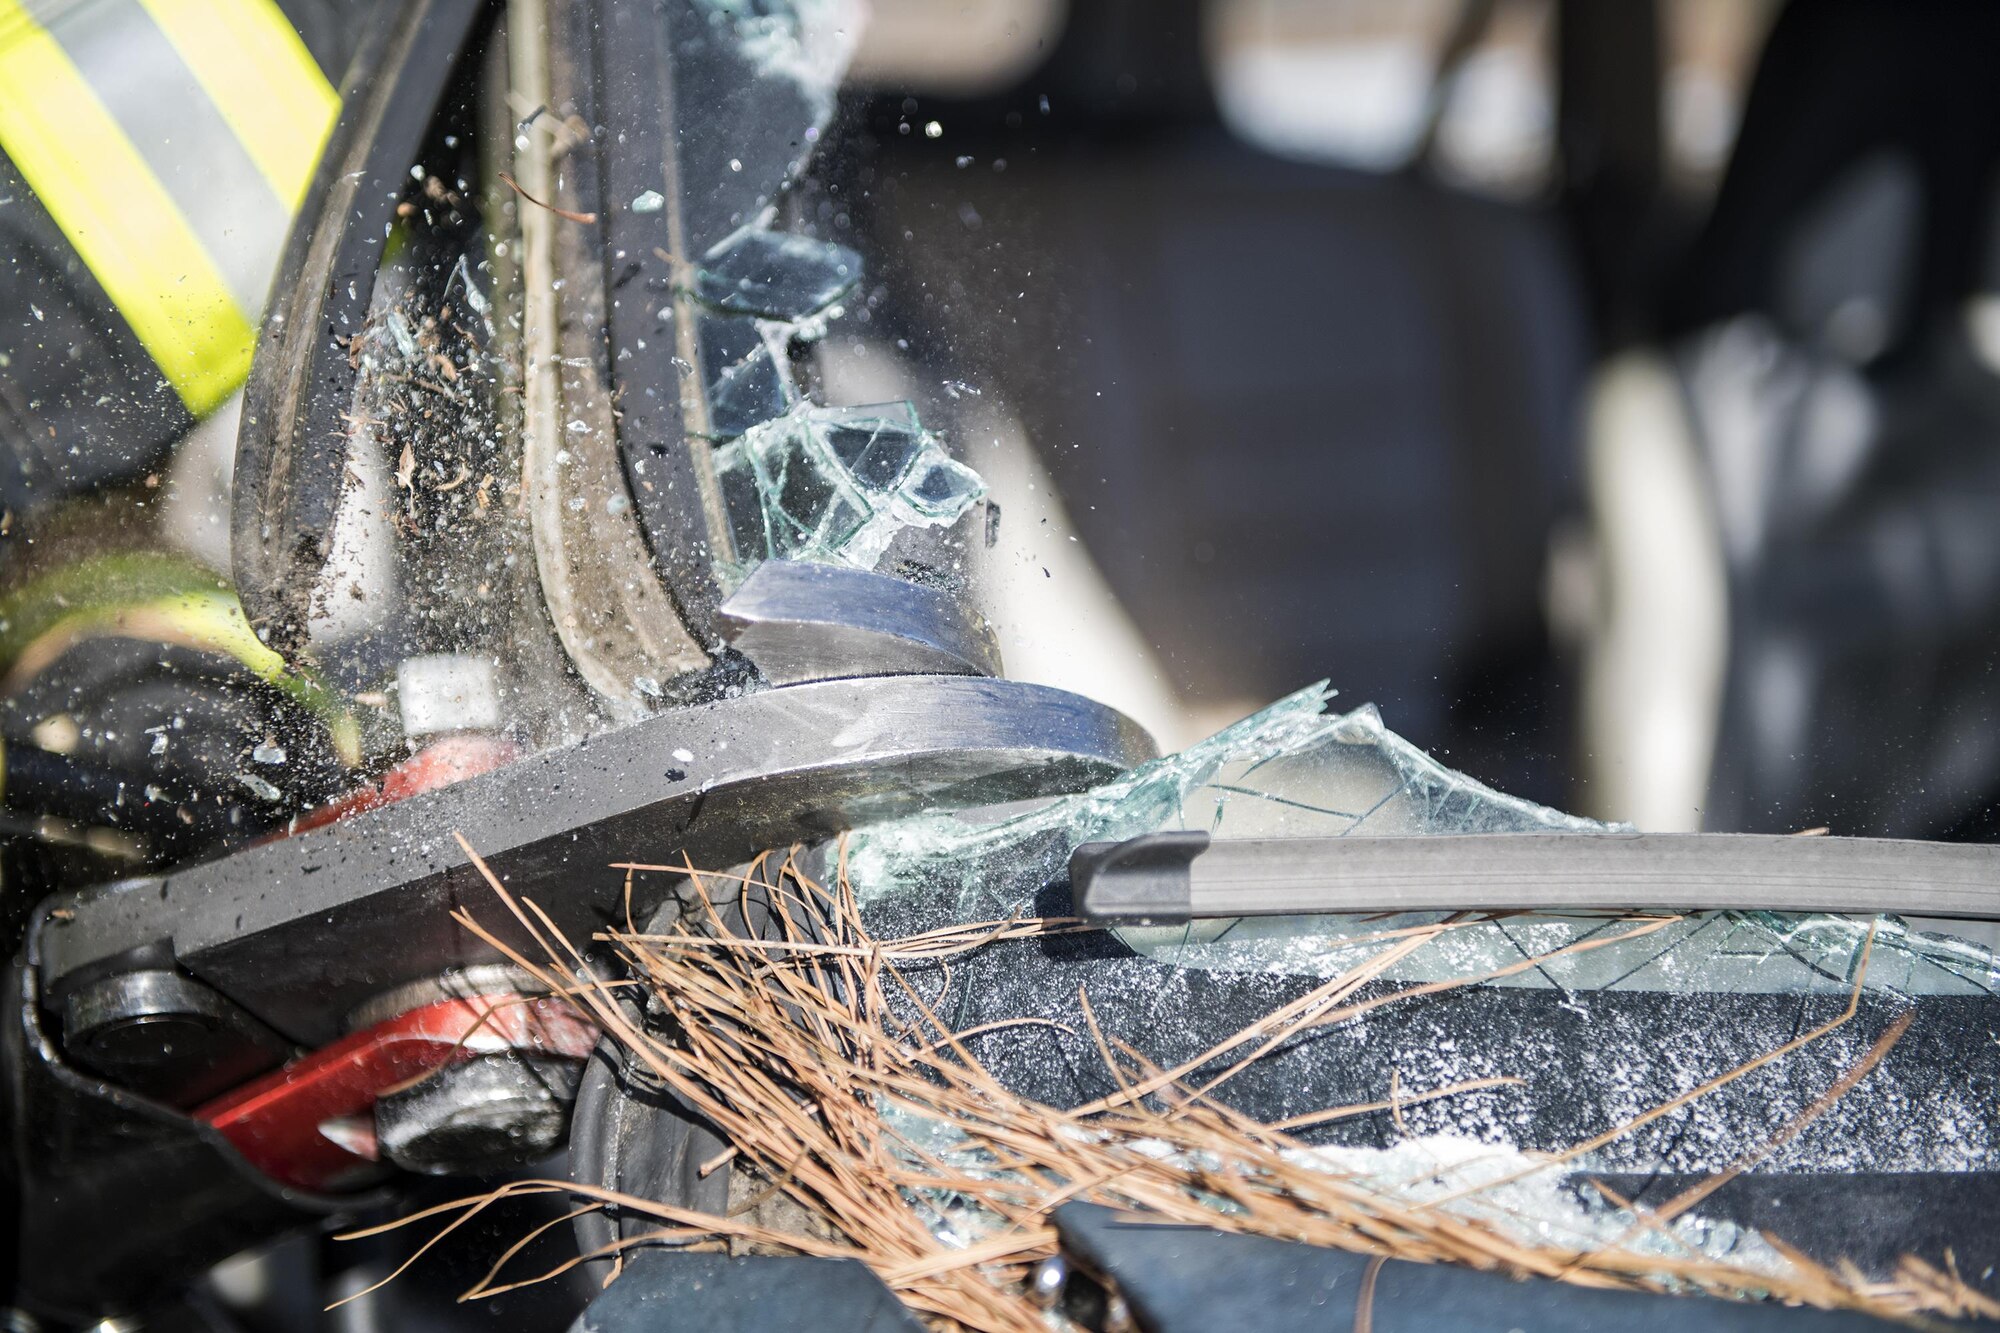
[1070,831,2000,925]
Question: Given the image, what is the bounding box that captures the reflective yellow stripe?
[134,0,339,214]
[0,0,255,416]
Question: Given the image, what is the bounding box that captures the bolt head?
[374,1052,583,1175]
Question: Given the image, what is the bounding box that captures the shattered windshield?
[839,685,2000,1206]
[6,0,2000,1327]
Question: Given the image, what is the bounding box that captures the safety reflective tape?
[0,0,253,415]
[0,0,338,417]
[133,0,339,214]
[44,0,294,318]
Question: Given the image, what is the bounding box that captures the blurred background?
[825,0,2000,839]
[8,0,2000,853]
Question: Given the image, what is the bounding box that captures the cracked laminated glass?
[641,0,989,588]
[844,685,2000,1183]
[713,402,986,582]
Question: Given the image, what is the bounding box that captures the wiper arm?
[1070,831,2000,925]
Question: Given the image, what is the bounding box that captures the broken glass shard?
[846,683,1611,919]
[711,402,985,582]
[691,226,861,322]
[903,459,983,516]
[236,772,282,802]
[698,313,795,440]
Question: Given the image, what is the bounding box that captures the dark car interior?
[831,0,2000,834]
